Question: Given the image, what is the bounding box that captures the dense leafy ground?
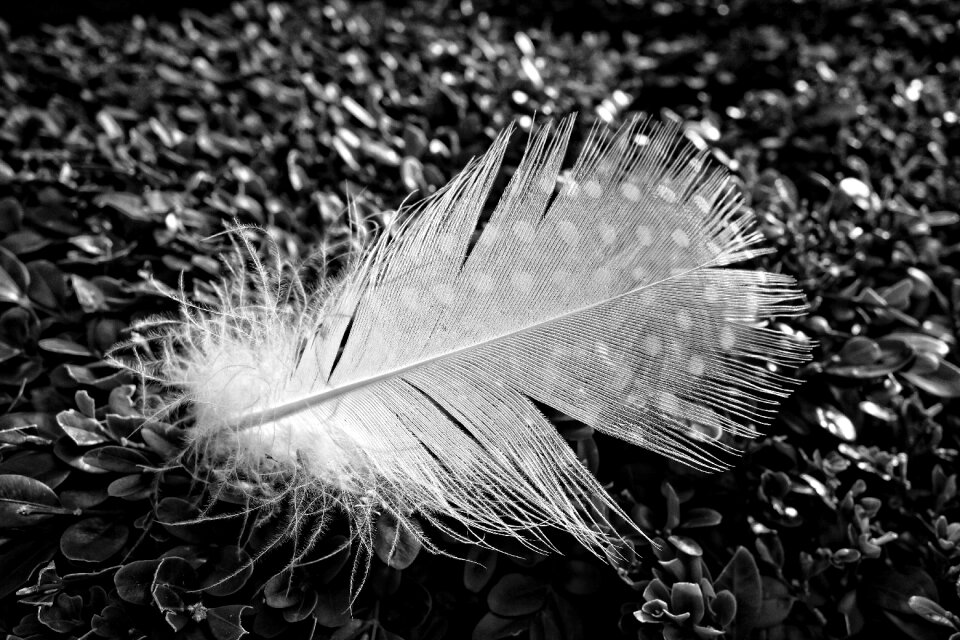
[1,0,959,638]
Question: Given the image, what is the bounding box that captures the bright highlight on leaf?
[123,115,809,562]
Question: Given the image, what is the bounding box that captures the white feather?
[133,115,809,557]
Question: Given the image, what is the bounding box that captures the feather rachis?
[125,114,810,564]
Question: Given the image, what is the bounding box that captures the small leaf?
[0,538,58,599]
[679,507,722,529]
[713,590,737,628]
[487,574,548,617]
[0,355,42,386]
[464,545,498,593]
[530,606,564,640]
[0,248,30,298]
[755,576,795,628]
[886,331,950,358]
[0,306,39,346]
[668,535,703,557]
[201,546,254,596]
[908,352,940,376]
[902,359,960,398]
[311,536,351,585]
[114,559,161,604]
[0,474,63,527]
[838,177,873,209]
[0,450,69,487]
[0,197,23,232]
[832,548,861,564]
[60,517,129,562]
[838,336,881,365]
[663,482,681,531]
[576,436,599,475]
[472,612,530,640]
[63,363,132,390]
[375,512,422,570]
[264,571,300,609]
[329,619,367,640]
[638,598,691,624]
[693,624,726,639]
[924,210,960,227]
[38,338,93,357]
[108,385,140,417]
[252,602,290,638]
[0,266,26,305]
[164,611,190,632]
[157,497,206,542]
[153,556,197,612]
[37,591,84,633]
[863,566,939,615]
[826,337,914,379]
[91,604,128,638]
[807,404,856,441]
[59,486,110,510]
[107,473,153,500]
[755,536,785,569]
[0,339,20,364]
[141,422,182,458]
[715,547,762,640]
[208,605,251,640]
[56,409,107,446]
[283,588,319,623]
[643,578,671,602]
[94,192,152,221]
[82,446,151,473]
[75,390,96,418]
[908,596,955,627]
[25,260,66,309]
[878,279,913,310]
[671,582,705,625]
[2,229,51,254]
[104,414,142,441]
[69,275,107,313]
[314,585,351,627]
[558,559,603,596]
[53,438,111,475]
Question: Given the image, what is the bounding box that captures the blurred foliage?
[0,0,959,639]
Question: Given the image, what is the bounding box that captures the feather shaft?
[232,260,738,430]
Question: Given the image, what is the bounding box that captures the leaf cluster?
[1,0,960,639]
